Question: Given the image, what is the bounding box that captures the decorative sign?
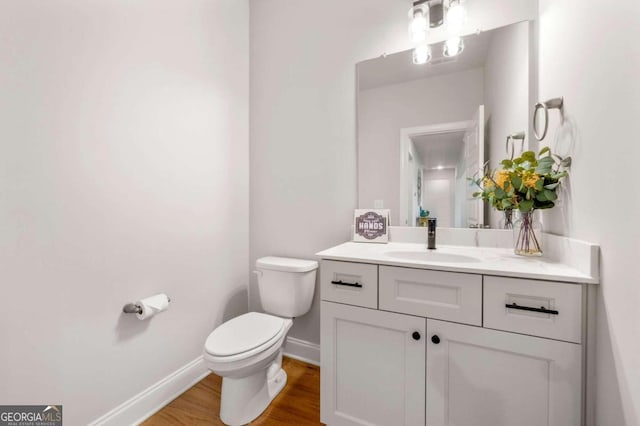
[353,209,390,243]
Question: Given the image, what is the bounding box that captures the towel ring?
[533,97,564,141]
[505,132,526,160]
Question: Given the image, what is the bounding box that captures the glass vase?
[499,209,514,230]
[513,210,543,256]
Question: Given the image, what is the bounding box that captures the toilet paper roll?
[136,293,170,320]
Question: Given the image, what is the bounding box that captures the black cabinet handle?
[412,331,421,341]
[431,335,440,344]
[331,280,363,288]
[505,303,558,315]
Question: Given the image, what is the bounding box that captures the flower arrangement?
[471,147,571,255]
[471,147,570,213]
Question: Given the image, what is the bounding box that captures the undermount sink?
[384,250,482,263]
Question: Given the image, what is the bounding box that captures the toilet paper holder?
[123,297,171,314]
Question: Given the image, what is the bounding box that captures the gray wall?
[0,1,249,424]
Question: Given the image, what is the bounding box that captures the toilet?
[203,256,318,426]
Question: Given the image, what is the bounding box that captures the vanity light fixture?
[443,36,464,57]
[413,43,432,64]
[446,0,466,35]
[408,2,429,42]
[410,0,468,65]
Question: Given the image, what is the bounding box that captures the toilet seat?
[205,312,287,363]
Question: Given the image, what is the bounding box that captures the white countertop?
[316,242,599,284]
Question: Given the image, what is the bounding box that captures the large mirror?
[357,21,530,228]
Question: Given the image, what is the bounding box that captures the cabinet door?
[426,319,581,426]
[321,301,426,426]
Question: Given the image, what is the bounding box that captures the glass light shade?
[413,44,432,65]
[446,1,466,35]
[443,36,464,57]
[408,6,428,43]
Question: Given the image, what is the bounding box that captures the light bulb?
[446,1,466,35]
[443,36,464,57]
[413,44,432,65]
[408,5,428,43]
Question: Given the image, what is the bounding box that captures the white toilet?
[203,256,318,425]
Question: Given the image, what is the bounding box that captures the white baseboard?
[283,336,320,366]
[89,356,210,426]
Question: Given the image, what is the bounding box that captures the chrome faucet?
[427,218,437,249]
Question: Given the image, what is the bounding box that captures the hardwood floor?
[142,357,321,425]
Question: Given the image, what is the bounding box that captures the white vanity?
[317,231,599,426]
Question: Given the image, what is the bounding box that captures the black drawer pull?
[505,303,559,315]
[331,280,363,288]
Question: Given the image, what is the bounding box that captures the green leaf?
[495,187,507,198]
[536,201,555,209]
[519,200,534,212]
[535,157,555,174]
[561,157,572,167]
[511,176,522,190]
[536,191,548,202]
[544,182,560,190]
[544,189,558,201]
[513,157,525,165]
[535,178,544,191]
[473,192,482,198]
[500,159,514,168]
[539,146,550,156]
[501,199,513,209]
[521,151,536,162]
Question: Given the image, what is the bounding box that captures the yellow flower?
[482,177,494,189]
[494,170,510,189]
[523,173,540,189]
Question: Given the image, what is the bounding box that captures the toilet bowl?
[203,256,318,426]
[204,312,293,425]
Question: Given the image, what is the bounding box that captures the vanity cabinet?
[320,260,587,426]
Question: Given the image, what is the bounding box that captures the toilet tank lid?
[256,256,318,273]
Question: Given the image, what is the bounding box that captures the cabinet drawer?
[379,266,482,326]
[483,276,583,343]
[321,260,378,309]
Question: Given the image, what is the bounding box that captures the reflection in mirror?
[357,21,530,228]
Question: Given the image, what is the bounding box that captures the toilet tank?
[255,256,318,318]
